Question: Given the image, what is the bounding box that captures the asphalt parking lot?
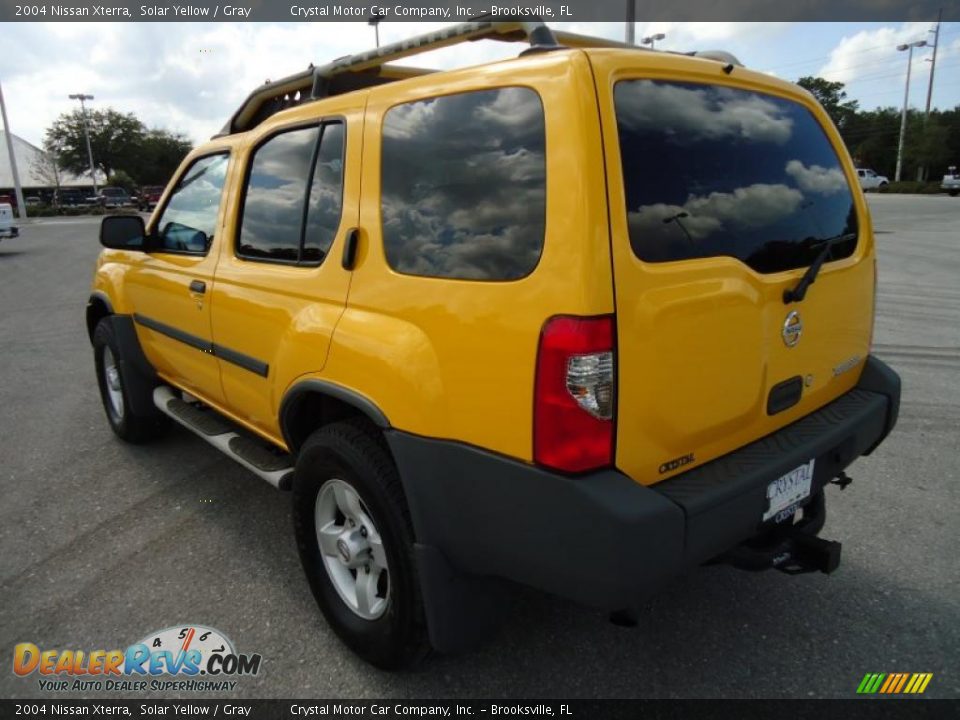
[0,194,957,700]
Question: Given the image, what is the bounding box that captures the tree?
[33,140,63,195]
[796,76,860,129]
[107,170,136,193]
[44,108,145,181]
[132,129,193,186]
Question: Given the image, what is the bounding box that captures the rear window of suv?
[614,80,858,273]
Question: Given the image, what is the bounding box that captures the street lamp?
[894,40,927,183]
[367,10,386,48]
[68,93,98,193]
[641,33,666,50]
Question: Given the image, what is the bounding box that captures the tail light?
[534,315,615,473]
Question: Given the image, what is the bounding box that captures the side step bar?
[153,386,294,489]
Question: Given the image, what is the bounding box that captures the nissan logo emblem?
[782,311,803,347]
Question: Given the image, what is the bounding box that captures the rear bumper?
[387,355,900,612]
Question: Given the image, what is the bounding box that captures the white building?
[0,130,93,195]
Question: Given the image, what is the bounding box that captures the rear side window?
[238,121,344,264]
[381,87,546,281]
[614,80,858,273]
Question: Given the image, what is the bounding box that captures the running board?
[153,386,294,489]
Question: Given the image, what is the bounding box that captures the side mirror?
[100,215,146,250]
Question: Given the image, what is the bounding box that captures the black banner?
[1,0,958,23]
[1,700,958,719]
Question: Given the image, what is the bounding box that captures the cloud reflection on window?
[381,87,546,281]
[615,80,858,273]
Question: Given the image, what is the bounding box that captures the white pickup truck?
[856,168,889,190]
[0,202,19,241]
[942,166,959,196]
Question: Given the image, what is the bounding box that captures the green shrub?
[876,181,943,194]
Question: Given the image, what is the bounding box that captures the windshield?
[614,80,858,274]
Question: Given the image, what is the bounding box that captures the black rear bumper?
[387,355,900,634]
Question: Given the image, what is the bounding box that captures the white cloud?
[816,22,935,86]
[617,80,794,144]
[785,160,848,194]
[629,183,804,241]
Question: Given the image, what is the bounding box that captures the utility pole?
[917,9,942,181]
[625,0,635,45]
[924,8,942,116]
[0,78,27,220]
[895,41,926,183]
[68,93,98,194]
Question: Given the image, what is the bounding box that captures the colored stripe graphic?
[893,673,909,693]
[857,673,933,694]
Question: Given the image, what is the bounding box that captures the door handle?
[189,280,207,294]
[342,228,359,270]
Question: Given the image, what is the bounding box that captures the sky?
[0,20,958,149]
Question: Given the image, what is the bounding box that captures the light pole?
[0,78,27,219]
[641,33,665,50]
[68,93,98,193]
[367,10,385,48]
[625,0,635,45]
[924,9,942,117]
[894,41,926,182]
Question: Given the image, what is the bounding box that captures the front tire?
[292,420,430,669]
[92,318,163,443]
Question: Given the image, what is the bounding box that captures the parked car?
[55,188,91,208]
[941,166,959,196]
[88,21,901,669]
[95,187,133,209]
[137,185,165,211]
[0,202,18,240]
[856,168,889,190]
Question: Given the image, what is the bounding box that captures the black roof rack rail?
[216,17,561,138]
[213,19,744,138]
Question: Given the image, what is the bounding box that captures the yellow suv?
[88,20,901,668]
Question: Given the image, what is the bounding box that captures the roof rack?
[216,17,561,137]
[215,17,744,138]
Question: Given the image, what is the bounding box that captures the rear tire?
[292,419,431,669]
[92,318,163,443]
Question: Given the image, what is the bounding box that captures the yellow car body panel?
[323,50,613,461]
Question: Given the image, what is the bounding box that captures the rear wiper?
[782,233,856,304]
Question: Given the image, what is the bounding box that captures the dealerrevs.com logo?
[13,625,262,692]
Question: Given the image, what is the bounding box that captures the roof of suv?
[216,18,748,139]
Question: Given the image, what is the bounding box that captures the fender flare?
[279,379,390,454]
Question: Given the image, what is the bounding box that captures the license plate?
[763,460,815,522]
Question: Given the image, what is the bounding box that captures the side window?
[304,123,345,262]
[238,121,345,264]
[380,87,546,281]
[155,153,229,254]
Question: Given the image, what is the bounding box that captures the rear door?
[208,97,360,441]
[590,53,875,485]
